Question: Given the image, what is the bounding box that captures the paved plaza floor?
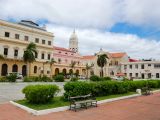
[0,91,160,120]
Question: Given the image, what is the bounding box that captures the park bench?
[68,93,97,112]
[141,87,153,95]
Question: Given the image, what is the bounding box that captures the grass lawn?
[14,92,137,110]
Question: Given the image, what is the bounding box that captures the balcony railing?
[4,55,23,60]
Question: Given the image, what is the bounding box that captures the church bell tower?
[69,29,79,53]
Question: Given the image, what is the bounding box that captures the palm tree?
[45,58,57,79]
[70,61,76,77]
[97,54,109,77]
[0,55,5,61]
[86,64,92,79]
[23,42,38,77]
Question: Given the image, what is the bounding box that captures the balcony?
[4,55,23,60]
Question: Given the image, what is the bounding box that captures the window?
[148,64,151,66]
[65,52,67,55]
[5,32,9,37]
[59,51,61,53]
[24,36,28,41]
[130,73,132,77]
[48,41,51,45]
[4,48,8,55]
[129,65,132,69]
[135,64,138,69]
[24,51,26,54]
[110,71,114,76]
[156,73,159,78]
[141,64,144,69]
[15,34,19,39]
[58,59,61,63]
[136,73,138,78]
[34,66,37,73]
[154,64,160,68]
[48,54,50,60]
[35,38,39,43]
[42,53,44,59]
[35,53,38,58]
[116,61,118,65]
[47,67,50,74]
[148,73,151,78]
[78,61,80,65]
[14,50,18,57]
[42,40,45,44]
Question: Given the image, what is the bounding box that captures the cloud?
[1,0,160,29]
[46,24,160,60]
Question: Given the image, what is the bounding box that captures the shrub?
[48,79,53,82]
[58,73,65,76]
[137,77,142,79]
[22,84,60,103]
[23,77,32,82]
[41,74,47,82]
[99,77,104,81]
[122,77,129,81]
[70,77,78,82]
[34,76,40,82]
[0,76,7,82]
[74,73,79,77]
[54,75,65,82]
[90,75,99,81]
[6,73,17,82]
[104,77,111,81]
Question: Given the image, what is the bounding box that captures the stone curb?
[10,90,160,116]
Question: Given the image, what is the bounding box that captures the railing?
[4,55,23,60]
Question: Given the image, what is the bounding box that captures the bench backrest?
[141,87,148,89]
[68,93,92,99]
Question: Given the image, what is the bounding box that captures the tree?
[0,55,5,61]
[23,42,38,77]
[45,58,57,79]
[86,64,92,79]
[97,54,109,77]
[70,61,76,77]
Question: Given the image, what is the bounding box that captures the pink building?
[52,46,85,75]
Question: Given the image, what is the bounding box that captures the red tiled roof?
[83,55,94,59]
[83,52,126,59]
[53,46,76,53]
[129,58,139,62]
[116,73,126,76]
[104,52,126,58]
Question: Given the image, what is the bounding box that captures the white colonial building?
[121,59,160,79]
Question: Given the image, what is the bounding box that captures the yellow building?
[0,19,54,77]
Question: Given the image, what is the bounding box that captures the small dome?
[70,29,78,40]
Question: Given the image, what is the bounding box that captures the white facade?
[121,61,160,79]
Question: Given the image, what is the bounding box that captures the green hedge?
[61,80,160,101]
[54,75,65,82]
[70,77,78,82]
[22,84,60,103]
[6,73,17,82]
[104,77,111,81]
[90,75,99,81]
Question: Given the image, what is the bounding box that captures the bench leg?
[86,102,87,109]
[69,104,71,110]
[75,104,76,112]
[91,102,92,106]
[96,101,97,107]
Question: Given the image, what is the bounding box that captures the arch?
[12,64,18,72]
[22,65,26,76]
[76,69,79,75]
[1,64,8,76]
[72,48,75,51]
[34,66,37,73]
[70,48,71,50]
[62,68,66,75]
[69,69,72,74]
[55,68,59,75]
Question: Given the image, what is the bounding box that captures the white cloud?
[46,24,160,60]
[1,0,160,29]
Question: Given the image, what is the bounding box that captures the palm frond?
[0,55,5,60]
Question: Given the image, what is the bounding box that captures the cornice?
[0,19,54,38]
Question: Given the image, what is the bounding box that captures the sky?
[1,0,160,60]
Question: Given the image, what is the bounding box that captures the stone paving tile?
[1,92,160,119]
